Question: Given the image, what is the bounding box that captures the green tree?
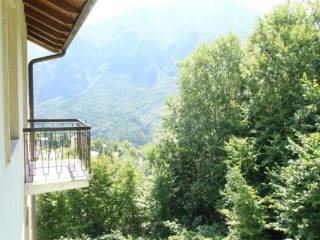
[37,192,69,240]
[39,2,320,239]
[37,153,143,239]
[241,3,320,237]
[150,34,248,226]
[224,137,257,183]
[221,166,266,240]
[273,133,320,239]
[243,1,320,187]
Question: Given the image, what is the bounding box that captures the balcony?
[24,119,91,195]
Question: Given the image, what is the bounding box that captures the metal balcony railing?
[23,119,90,183]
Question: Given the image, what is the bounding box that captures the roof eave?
[62,0,97,51]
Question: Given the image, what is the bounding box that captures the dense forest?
[37,2,320,240]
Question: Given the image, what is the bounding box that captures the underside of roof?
[23,0,96,53]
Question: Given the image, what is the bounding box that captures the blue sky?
[86,0,298,25]
[29,0,303,57]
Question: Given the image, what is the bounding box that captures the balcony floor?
[25,159,89,195]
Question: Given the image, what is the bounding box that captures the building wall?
[0,0,28,239]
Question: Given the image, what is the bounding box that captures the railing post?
[30,132,35,180]
[88,130,91,173]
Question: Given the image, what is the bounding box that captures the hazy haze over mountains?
[29,0,280,145]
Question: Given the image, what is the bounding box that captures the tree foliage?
[273,133,320,239]
[149,1,320,239]
[37,142,144,240]
[149,34,248,227]
[221,166,265,240]
[38,2,320,240]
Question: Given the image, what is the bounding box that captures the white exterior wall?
[0,0,28,239]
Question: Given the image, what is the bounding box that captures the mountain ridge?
[32,0,259,145]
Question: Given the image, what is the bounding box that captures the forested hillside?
[32,0,258,145]
[37,2,320,240]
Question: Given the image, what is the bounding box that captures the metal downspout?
[28,49,66,240]
[28,49,66,120]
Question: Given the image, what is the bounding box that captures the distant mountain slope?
[33,0,259,145]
